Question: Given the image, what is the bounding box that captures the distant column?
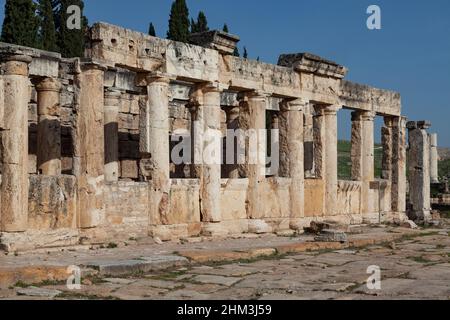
[36,77,62,176]
[429,133,439,184]
[0,55,32,232]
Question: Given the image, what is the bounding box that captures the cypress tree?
[195,11,208,33]
[222,24,229,33]
[37,0,58,51]
[233,46,240,57]
[54,0,88,58]
[243,46,248,59]
[190,18,197,33]
[148,22,156,36]
[167,0,190,43]
[1,0,39,48]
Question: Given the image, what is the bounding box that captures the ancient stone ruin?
[0,22,437,252]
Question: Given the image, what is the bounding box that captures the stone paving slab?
[0,224,448,297]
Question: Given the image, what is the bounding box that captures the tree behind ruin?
[1,0,39,48]
[167,0,190,43]
[54,0,88,58]
[37,0,58,52]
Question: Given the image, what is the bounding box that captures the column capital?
[317,104,342,116]
[80,60,108,72]
[2,54,32,76]
[281,98,308,112]
[145,72,172,86]
[36,77,61,93]
[237,90,269,103]
[200,81,228,94]
[104,88,122,106]
[351,110,376,122]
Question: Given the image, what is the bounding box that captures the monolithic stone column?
[36,77,61,176]
[430,133,439,184]
[318,105,341,216]
[224,106,240,178]
[280,99,305,229]
[140,74,171,227]
[75,62,106,229]
[407,121,432,222]
[199,84,222,224]
[0,55,32,232]
[104,89,121,183]
[391,116,407,217]
[351,111,375,215]
[240,91,267,221]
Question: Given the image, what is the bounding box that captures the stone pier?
[0,55,32,232]
[407,121,432,222]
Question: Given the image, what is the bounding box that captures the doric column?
[75,62,106,229]
[224,106,240,178]
[429,133,439,184]
[240,91,268,220]
[280,99,305,229]
[140,73,171,227]
[0,55,32,232]
[351,111,375,215]
[104,89,121,182]
[407,121,432,222]
[391,116,407,217]
[36,77,61,176]
[317,105,341,216]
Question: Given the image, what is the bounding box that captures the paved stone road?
[1,225,449,300]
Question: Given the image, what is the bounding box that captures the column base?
[248,219,273,234]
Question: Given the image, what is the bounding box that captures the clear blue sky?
[1,0,449,146]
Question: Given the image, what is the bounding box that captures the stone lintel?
[278,52,348,79]
[190,30,240,55]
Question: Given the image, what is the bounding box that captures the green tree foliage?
[54,0,88,58]
[243,46,248,59]
[167,0,190,42]
[1,0,39,47]
[222,23,229,33]
[148,22,156,36]
[37,0,58,51]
